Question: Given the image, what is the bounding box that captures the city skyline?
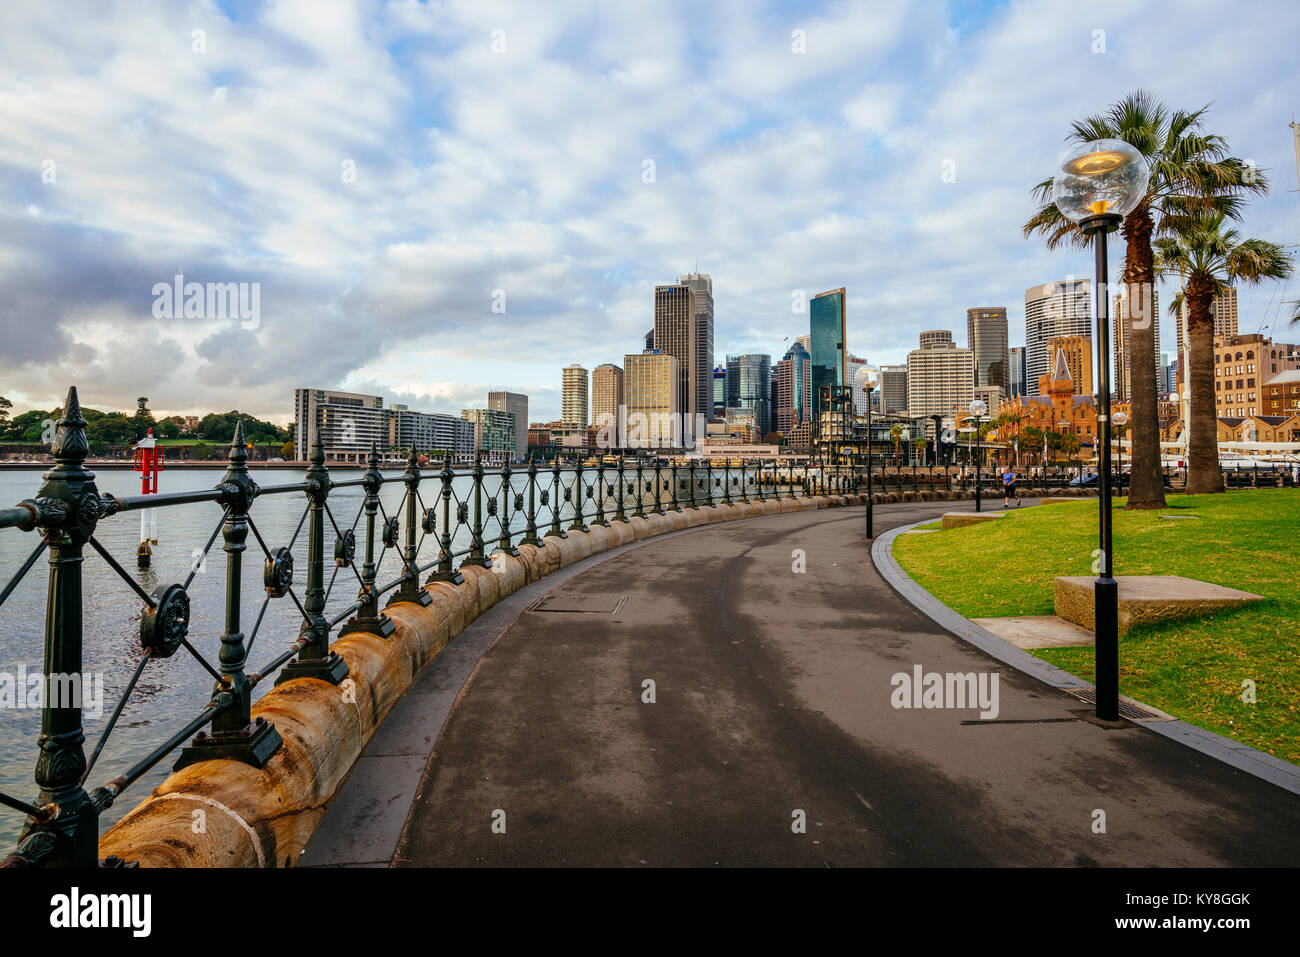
[3,2,1297,424]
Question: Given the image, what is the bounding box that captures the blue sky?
[2,0,1298,423]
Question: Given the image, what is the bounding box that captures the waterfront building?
[294,388,386,464]
[809,288,847,429]
[487,391,529,462]
[561,364,589,428]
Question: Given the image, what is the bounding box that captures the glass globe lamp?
[1052,138,1149,226]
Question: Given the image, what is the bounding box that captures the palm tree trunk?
[1120,210,1167,507]
[1185,282,1223,494]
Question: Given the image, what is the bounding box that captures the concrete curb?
[873,512,1300,797]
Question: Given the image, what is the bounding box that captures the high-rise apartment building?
[294,388,387,463]
[773,341,811,433]
[845,354,870,415]
[624,351,681,447]
[809,288,847,428]
[653,273,714,423]
[725,353,773,437]
[591,364,624,446]
[906,333,975,417]
[388,408,474,457]
[879,365,908,414]
[966,307,1009,391]
[1025,280,1091,396]
[561,363,589,428]
[1112,287,1161,401]
[487,391,529,461]
[1008,346,1027,398]
[1044,335,1092,395]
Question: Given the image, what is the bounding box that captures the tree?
[0,395,10,433]
[1021,425,1045,464]
[762,431,783,445]
[889,424,903,465]
[1155,212,1291,493]
[280,440,295,460]
[1024,91,1265,508]
[133,396,156,438]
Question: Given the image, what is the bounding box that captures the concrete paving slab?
[971,615,1095,649]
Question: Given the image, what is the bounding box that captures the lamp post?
[856,364,879,538]
[968,398,987,512]
[1113,410,1129,494]
[930,413,943,468]
[1052,137,1149,722]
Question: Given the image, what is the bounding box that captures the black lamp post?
[968,398,987,512]
[1113,410,1129,494]
[1053,137,1149,722]
[930,413,943,468]
[856,365,879,538]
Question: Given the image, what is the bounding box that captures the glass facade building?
[809,288,846,430]
[725,353,773,437]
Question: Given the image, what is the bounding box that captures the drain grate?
[1065,689,1170,722]
[526,594,628,615]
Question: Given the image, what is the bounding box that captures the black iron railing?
[0,387,869,868]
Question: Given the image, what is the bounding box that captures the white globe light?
[855,364,878,391]
[1052,138,1149,224]
[968,398,988,417]
[1112,411,1129,427]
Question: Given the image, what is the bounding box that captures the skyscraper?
[711,364,728,419]
[773,341,811,432]
[966,307,1009,391]
[487,391,529,462]
[561,363,589,427]
[809,288,847,429]
[653,273,714,423]
[879,365,908,413]
[1008,347,1027,398]
[725,354,773,437]
[1112,286,1161,401]
[906,331,974,416]
[624,351,680,447]
[1025,280,1091,396]
[1176,286,1238,354]
[591,364,623,446]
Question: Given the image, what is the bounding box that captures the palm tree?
[1155,213,1291,493]
[1024,91,1267,508]
[889,424,903,467]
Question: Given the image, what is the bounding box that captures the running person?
[1002,468,1019,507]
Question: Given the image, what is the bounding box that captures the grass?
[893,490,1300,766]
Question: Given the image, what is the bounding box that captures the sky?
[2,0,1298,425]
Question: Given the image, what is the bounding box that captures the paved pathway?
[312,500,1300,867]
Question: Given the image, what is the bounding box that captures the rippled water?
[0,462,752,847]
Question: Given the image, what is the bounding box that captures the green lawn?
[893,490,1300,765]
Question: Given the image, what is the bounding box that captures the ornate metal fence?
[0,387,853,868]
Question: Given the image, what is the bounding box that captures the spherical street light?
[855,365,879,539]
[968,399,988,512]
[1052,139,1149,225]
[1050,138,1149,724]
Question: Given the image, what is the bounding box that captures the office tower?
[1008,346,1027,398]
[1043,335,1092,395]
[561,363,589,427]
[1176,287,1239,355]
[294,388,386,463]
[1111,287,1161,401]
[773,342,811,432]
[879,364,908,413]
[711,365,728,418]
[461,408,516,456]
[388,408,474,457]
[1024,280,1091,396]
[645,329,654,351]
[653,273,714,423]
[795,334,811,352]
[725,353,773,437]
[966,307,1009,390]
[624,351,681,447]
[487,391,529,461]
[906,332,975,417]
[846,354,869,415]
[809,288,847,428]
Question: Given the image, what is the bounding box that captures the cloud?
[1,0,1296,424]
